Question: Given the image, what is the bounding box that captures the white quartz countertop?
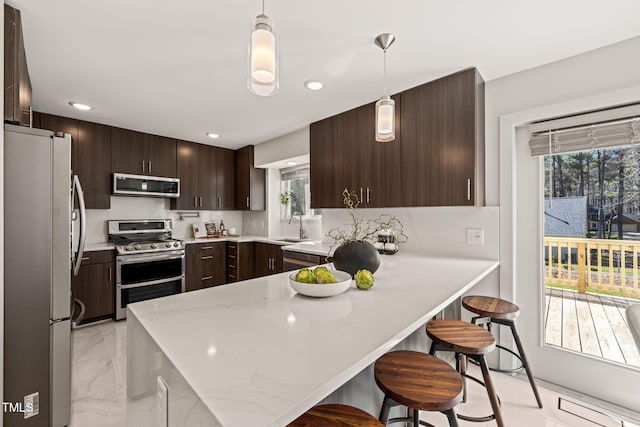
[128,254,498,426]
[280,241,333,256]
[182,235,292,245]
[84,242,115,252]
[84,236,297,252]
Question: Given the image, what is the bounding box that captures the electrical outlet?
[466,228,484,245]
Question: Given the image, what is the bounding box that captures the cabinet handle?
[194,196,197,207]
[360,187,363,202]
[199,196,203,207]
[81,257,90,261]
[108,267,112,282]
[229,255,236,259]
[228,274,236,279]
[228,245,236,249]
[201,256,213,260]
[141,161,145,174]
[217,197,221,209]
[201,246,213,250]
[246,197,250,208]
[366,187,370,203]
[228,264,236,268]
[467,179,471,201]
[148,161,152,174]
[202,276,213,281]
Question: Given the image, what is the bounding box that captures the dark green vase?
[332,241,380,277]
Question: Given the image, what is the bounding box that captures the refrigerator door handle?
[72,175,87,276]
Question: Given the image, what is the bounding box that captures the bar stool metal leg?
[379,396,392,422]
[477,355,505,427]
[443,409,459,427]
[511,322,543,408]
[471,316,543,408]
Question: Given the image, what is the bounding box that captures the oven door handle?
[118,275,185,290]
[117,252,185,265]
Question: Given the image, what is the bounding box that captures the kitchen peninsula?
[127,253,498,426]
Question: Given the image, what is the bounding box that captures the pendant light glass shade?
[374,33,396,142]
[248,13,278,96]
[376,96,395,142]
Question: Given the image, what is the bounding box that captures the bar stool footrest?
[467,344,525,374]
[387,417,435,427]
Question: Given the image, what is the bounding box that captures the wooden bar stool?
[374,350,463,427]
[288,404,383,426]
[426,319,505,427]
[462,295,543,408]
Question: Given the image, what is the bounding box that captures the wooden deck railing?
[544,236,640,297]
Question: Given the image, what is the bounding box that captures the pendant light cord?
[383,49,388,97]
[262,0,265,14]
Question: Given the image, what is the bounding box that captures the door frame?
[499,84,640,411]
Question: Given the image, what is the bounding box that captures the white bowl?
[288,269,352,297]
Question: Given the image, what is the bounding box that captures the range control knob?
[165,242,172,248]
[125,245,133,251]
[134,244,142,250]
[150,243,157,249]
[173,242,180,248]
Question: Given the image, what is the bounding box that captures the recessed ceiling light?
[206,132,220,139]
[69,102,92,111]
[304,80,324,91]
[287,161,297,166]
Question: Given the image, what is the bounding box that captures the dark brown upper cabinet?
[235,145,265,210]
[310,67,484,208]
[215,147,236,210]
[4,4,32,127]
[111,127,176,178]
[400,68,484,206]
[172,142,235,210]
[310,95,401,209]
[33,112,111,209]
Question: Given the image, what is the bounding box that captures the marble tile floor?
[71,320,639,427]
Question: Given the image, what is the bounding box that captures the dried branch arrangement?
[326,188,408,248]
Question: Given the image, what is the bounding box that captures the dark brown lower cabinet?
[186,242,227,291]
[237,242,256,281]
[72,250,115,322]
[254,243,284,278]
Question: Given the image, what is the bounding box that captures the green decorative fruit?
[315,268,337,284]
[355,269,375,290]
[295,268,315,283]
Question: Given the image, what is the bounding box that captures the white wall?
[321,206,499,260]
[85,197,244,244]
[254,127,309,168]
[489,36,640,410]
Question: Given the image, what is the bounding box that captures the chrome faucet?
[289,212,306,240]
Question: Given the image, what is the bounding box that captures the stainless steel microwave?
[112,173,180,198]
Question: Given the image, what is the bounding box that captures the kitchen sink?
[281,238,310,243]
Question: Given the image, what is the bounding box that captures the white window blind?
[528,104,640,157]
[280,165,310,181]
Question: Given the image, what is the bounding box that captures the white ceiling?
[10,0,640,149]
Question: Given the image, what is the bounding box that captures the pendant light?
[375,33,396,142]
[248,0,278,96]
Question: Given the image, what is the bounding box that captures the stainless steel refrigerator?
[4,124,86,427]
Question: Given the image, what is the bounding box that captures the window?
[279,165,320,219]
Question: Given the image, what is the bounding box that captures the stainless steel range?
[109,219,185,319]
